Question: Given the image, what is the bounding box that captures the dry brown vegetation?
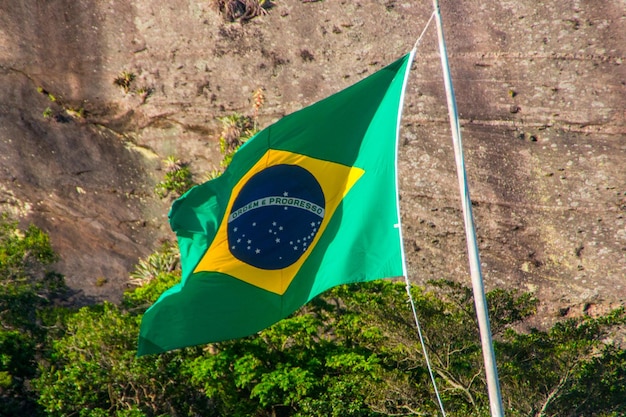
[212,0,270,22]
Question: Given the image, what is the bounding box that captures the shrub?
[0,215,66,416]
[154,156,195,198]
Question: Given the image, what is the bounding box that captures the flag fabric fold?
[138,53,413,356]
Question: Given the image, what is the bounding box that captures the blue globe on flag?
[227,164,326,270]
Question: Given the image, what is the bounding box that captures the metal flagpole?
[430,1,505,416]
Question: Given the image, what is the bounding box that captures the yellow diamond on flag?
[194,149,364,295]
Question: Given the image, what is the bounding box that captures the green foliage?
[0,216,63,334]
[186,305,392,417]
[0,215,66,416]
[2,214,626,417]
[20,240,210,417]
[182,280,625,417]
[12,259,626,417]
[0,217,58,278]
[154,156,195,198]
[35,302,211,417]
[128,242,179,287]
[560,343,626,416]
[124,242,181,310]
[498,307,626,416]
[184,280,531,416]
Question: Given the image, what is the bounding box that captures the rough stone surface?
[0,0,624,322]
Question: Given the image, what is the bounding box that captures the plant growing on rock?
[217,113,256,167]
[134,85,154,103]
[214,87,265,170]
[65,107,86,119]
[154,156,195,198]
[252,87,265,128]
[128,242,179,288]
[113,71,136,93]
[213,0,271,22]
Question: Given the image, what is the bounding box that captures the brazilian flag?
[137,52,414,355]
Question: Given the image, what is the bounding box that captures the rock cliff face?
[1,1,624,321]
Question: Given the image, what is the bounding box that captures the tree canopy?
[1,216,625,417]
